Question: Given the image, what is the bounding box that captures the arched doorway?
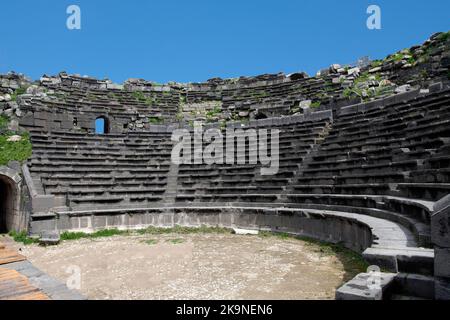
[0,175,16,233]
[95,116,110,134]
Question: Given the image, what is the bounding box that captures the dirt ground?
[8,233,351,300]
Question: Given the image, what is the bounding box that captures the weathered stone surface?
[39,231,61,246]
[434,248,450,278]
[395,84,412,93]
[232,228,259,235]
[336,272,396,300]
[431,206,450,247]
[435,277,450,300]
[6,135,22,142]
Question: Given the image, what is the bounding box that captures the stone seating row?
[28,130,174,209]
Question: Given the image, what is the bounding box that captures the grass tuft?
[0,116,9,131]
[60,228,129,241]
[167,238,184,244]
[142,239,158,245]
[149,117,164,125]
[55,226,230,242]
[8,231,39,245]
[10,87,28,101]
[137,225,231,235]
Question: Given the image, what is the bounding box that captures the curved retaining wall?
[32,206,373,253]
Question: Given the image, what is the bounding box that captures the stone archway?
[0,168,23,233]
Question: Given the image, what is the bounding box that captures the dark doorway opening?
[95,116,110,134]
[0,177,14,233]
[255,112,268,120]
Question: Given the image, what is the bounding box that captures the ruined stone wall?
[431,196,450,299]
[1,31,448,135]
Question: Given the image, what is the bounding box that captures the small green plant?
[8,231,39,245]
[290,107,300,114]
[436,31,450,42]
[132,91,146,101]
[0,116,9,131]
[176,112,184,122]
[407,56,416,65]
[390,53,404,62]
[310,101,321,108]
[137,225,231,235]
[252,91,269,99]
[370,60,383,68]
[259,231,291,240]
[10,86,28,101]
[149,117,164,125]
[219,120,227,131]
[343,87,353,98]
[87,93,97,101]
[60,228,129,241]
[206,105,222,122]
[142,239,158,245]
[59,231,88,240]
[167,238,184,244]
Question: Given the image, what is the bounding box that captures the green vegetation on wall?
[132,91,153,106]
[0,115,9,130]
[0,116,32,165]
[342,71,389,101]
[10,86,28,102]
[205,105,222,122]
[149,117,164,125]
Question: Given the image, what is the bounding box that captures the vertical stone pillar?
[431,195,450,300]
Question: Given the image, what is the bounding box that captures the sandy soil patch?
[8,233,352,300]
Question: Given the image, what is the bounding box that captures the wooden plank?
[0,248,26,265]
[0,268,49,300]
[8,291,50,300]
[0,242,50,300]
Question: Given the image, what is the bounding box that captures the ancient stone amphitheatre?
[0,31,449,300]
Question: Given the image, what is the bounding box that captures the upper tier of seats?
[12,30,447,131]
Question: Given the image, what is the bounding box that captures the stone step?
[363,247,434,276]
[390,273,435,299]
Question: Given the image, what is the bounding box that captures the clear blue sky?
[0,0,448,84]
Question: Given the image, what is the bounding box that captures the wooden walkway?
[0,244,26,265]
[0,241,49,300]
